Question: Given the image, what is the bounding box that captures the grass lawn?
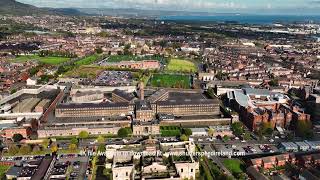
[161,130,181,137]
[14,55,70,65]
[63,65,105,78]
[165,58,197,73]
[0,165,11,178]
[160,126,181,137]
[107,55,163,62]
[57,149,81,155]
[149,74,191,89]
[75,54,101,65]
[223,159,244,174]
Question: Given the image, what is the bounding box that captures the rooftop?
[112,89,135,102]
[243,88,270,96]
[136,100,152,111]
[57,101,129,109]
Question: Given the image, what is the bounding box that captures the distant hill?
[0,0,221,18]
[0,0,52,15]
[0,0,87,16]
[48,8,88,16]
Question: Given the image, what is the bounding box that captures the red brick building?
[2,127,31,140]
[250,153,292,170]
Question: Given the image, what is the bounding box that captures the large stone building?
[37,123,121,138]
[56,89,220,119]
[147,90,220,117]
[156,99,218,116]
[132,120,160,136]
[55,87,221,136]
[55,102,131,118]
[112,89,136,103]
[71,90,104,103]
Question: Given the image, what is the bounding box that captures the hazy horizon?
[16,0,320,15]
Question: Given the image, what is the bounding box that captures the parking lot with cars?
[57,154,89,180]
[94,71,133,86]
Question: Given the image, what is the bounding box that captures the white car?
[241,140,246,143]
[269,139,274,143]
[198,138,203,142]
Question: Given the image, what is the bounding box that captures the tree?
[206,88,216,99]
[97,31,109,37]
[259,122,274,136]
[243,133,251,141]
[97,144,106,152]
[38,75,53,84]
[231,122,244,137]
[95,48,103,54]
[10,89,17,94]
[286,133,294,141]
[208,128,215,137]
[117,128,132,138]
[215,71,228,80]
[159,40,168,50]
[8,145,19,156]
[50,143,58,153]
[68,137,76,144]
[41,139,50,149]
[296,120,313,139]
[180,134,188,141]
[223,135,230,142]
[19,145,32,155]
[123,44,132,55]
[96,135,105,144]
[268,78,279,87]
[29,67,40,76]
[78,131,89,140]
[12,133,24,142]
[182,128,192,136]
[69,144,77,152]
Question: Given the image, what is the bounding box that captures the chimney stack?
[140,82,144,100]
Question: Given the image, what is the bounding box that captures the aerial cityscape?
[0,0,320,180]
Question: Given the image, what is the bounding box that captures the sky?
[17,0,320,14]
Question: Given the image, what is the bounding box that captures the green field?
[107,55,164,63]
[149,74,191,89]
[63,65,103,78]
[75,54,101,65]
[223,159,244,174]
[0,165,11,179]
[165,58,197,73]
[14,55,70,65]
[160,126,181,137]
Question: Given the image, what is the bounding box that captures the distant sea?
[159,15,320,24]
